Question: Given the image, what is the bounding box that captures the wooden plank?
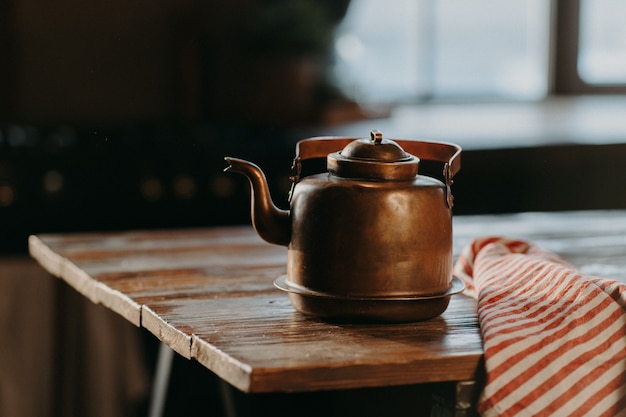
[188,293,481,393]
[453,210,626,284]
[29,227,282,327]
[28,210,626,394]
[28,234,142,325]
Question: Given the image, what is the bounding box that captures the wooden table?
[28,210,626,415]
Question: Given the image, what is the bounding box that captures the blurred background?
[1,0,626,416]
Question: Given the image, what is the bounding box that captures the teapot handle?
[395,139,461,208]
[292,136,461,208]
[293,136,461,180]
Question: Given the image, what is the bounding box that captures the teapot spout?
[224,157,291,246]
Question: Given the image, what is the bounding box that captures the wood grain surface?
[29,210,626,393]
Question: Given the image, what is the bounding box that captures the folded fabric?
[453,237,626,417]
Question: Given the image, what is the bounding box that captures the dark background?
[2,1,626,254]
[1,1,626,416]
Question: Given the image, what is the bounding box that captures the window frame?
[551,0,626,94]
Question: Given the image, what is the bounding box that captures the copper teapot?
[225,130,463,322]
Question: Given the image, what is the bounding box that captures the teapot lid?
[327,130,420,180]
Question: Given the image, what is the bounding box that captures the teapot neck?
[327,151,419,180]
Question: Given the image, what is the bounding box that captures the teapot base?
[273,275,465,323]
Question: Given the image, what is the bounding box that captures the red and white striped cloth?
[453,237,626,417]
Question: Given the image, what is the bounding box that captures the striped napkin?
[453,237,626,417]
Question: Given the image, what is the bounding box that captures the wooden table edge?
[142,305,193,359]
[27,230,486,394]
[191,334,253,392]
[28,234,142,327]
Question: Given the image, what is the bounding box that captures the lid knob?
[327,130,420,180]
[370,129,383,144]
[339,129,411,162]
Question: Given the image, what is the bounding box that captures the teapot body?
[225,132,462,321]
[288,173,452,298]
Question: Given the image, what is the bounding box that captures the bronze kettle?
[225,130,463,322]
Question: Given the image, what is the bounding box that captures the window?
[331,0,551,104]
[331,0,626,103]
[578,0,626,84]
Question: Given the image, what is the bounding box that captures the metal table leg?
[148,342,175,417]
